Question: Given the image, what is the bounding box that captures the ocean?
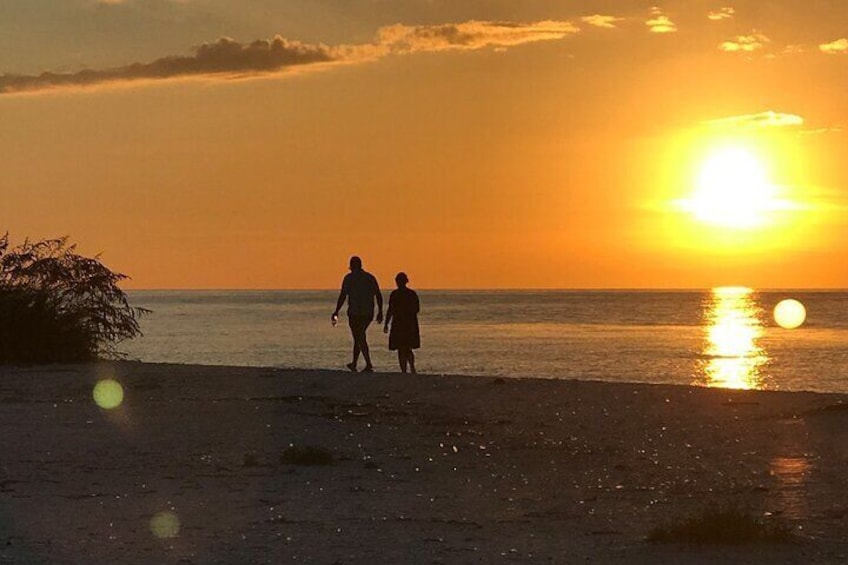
[124,289,848,393]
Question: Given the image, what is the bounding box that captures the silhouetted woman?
[383,272,420,373]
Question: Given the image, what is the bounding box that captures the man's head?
[349,256,363,271]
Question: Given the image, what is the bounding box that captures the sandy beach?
[1,362,848,563]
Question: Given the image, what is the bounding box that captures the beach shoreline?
[1,361,847,563]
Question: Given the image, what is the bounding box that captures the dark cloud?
[0,36,336,94]
[0,20,579,95]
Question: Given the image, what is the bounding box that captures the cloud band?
[0,20,578,95]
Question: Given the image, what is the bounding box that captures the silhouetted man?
[333,256,383,372]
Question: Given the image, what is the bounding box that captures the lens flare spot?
[93,379,124,410]
[774,299,806,329]
[150,511,180,539]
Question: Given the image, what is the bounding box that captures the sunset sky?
[3,0,847,289]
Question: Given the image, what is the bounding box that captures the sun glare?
[658,130,822,255]
[700,287,767,390]
[680,146,781,229]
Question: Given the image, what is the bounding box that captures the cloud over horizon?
[374,20,578,54]
[646,8,677,33]
[0,20,579,95]
[720,33,769,53]
[820,38,848,54]
[707,7,735,21]
[581,15,623,29]
[705,110,804,128]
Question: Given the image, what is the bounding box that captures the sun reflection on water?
[698,287,768,390]
[769,456,811,519]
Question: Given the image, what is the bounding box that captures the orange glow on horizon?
[649,124,831,268]
[5,9,848,290]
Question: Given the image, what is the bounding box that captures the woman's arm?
[383,293,394,332]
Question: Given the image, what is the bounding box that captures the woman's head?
[395,272,409,287]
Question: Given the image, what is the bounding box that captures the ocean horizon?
[124,289,848,394]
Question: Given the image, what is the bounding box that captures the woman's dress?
[388,287,420,351]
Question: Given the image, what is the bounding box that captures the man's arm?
[333,279,348,318]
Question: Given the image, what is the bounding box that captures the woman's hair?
[395,272,409,285]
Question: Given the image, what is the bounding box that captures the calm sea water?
[124,290,848,393]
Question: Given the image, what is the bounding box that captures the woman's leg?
[397,350,407,373]
[408,349,416,374]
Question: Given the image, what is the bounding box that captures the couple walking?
[332,256,420,373]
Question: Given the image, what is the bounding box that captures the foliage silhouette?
[0,234,149,363]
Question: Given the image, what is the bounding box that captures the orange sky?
[2,1,847,288]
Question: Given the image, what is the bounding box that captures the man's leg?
[359,320,373,370]
[349,317,372,371]
[348,319,361,371]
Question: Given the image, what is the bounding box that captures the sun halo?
[680,146,780,229]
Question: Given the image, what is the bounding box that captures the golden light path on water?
[699,286,768,390]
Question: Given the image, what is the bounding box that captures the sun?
[680,146,780,229]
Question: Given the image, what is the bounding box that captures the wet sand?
[1,362,848,563]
